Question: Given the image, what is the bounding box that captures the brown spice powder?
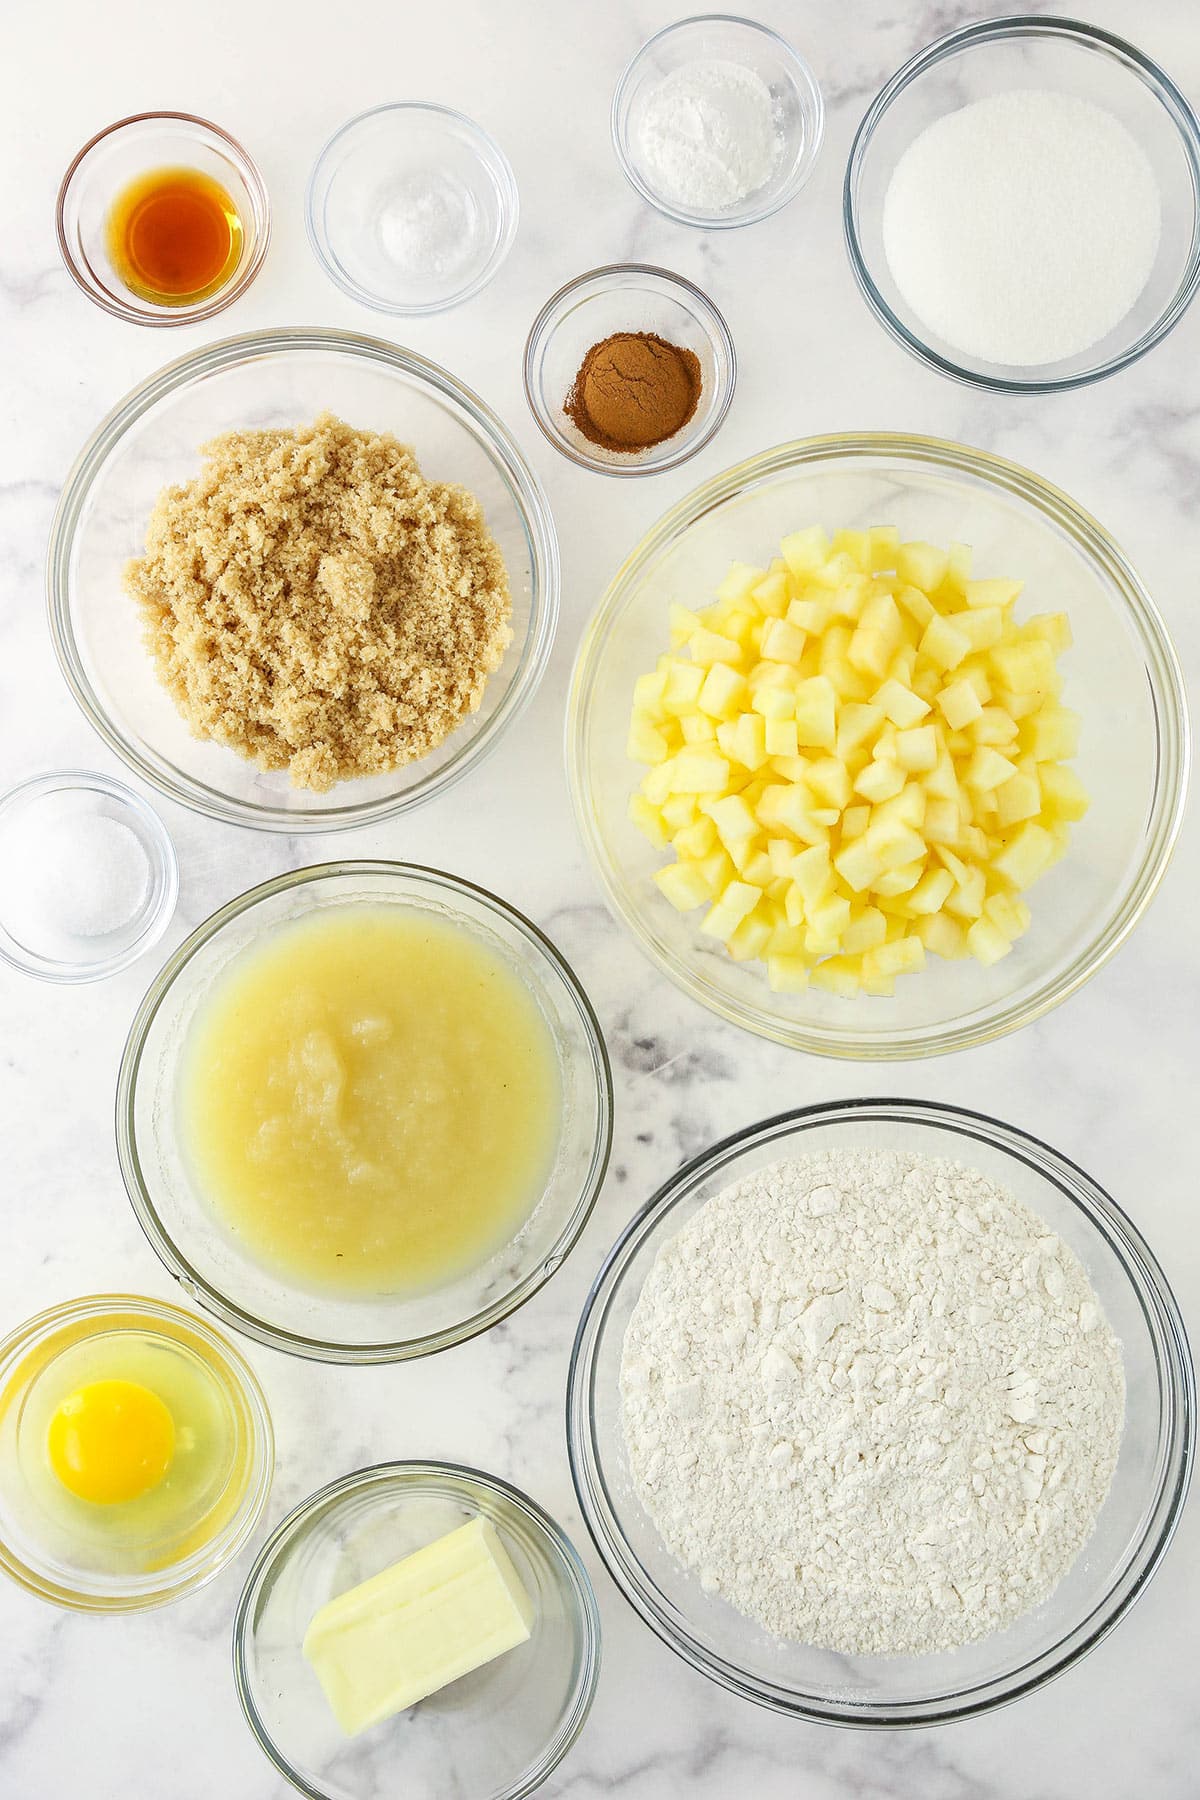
[565,331,702,452]
[123,413,512,792]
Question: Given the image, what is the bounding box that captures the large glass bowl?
[233,1462,600,1800]
[47,329,558,832]
[567,1100,1194,1726]
[116,863,613,1362]
[567,434,1188,1058]
[844,17,1200,392]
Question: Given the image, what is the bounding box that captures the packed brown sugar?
[123,413,512,792]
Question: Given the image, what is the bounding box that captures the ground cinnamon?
[564,331,702,452]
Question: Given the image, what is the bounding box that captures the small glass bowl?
[568,1100,1194,1725]
[234,1462,600,1800]
[524,265,736,476]
[845,17,1200,392]
[47,328,558,833]
[0,769,178,984]
[612,15,824,229]
[56,112,270,327]
[0,1294,273,1613]
[117,862,614,1363]
[307,104,518,315]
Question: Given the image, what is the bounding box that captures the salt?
[882,88,1161,367]
[636,59,781,214]
[1,799,150,959]
[376,172,476,281]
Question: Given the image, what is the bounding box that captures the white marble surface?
[2,0,1199,1792]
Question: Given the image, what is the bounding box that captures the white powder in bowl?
[636,59,781,213]
[1,799,150,960]
[881,88,1161,367]
[620,1148,1124,1657]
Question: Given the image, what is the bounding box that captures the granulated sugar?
[620,1148,1124,1657]
[881,88,1161,367]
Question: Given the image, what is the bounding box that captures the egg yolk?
[47,1379,176,1506]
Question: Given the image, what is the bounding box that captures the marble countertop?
[3,0,1199,1793]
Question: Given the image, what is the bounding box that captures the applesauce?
[179,907,560,1294]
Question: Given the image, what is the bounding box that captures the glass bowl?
[567,433,1188,1058]
[845,17,1200,392]
[116,862,613,1363]
[0,1294,273,1613]
[56,112,270,327]
[612,15,824,229]
[568,1099,1194,1726]
[306,104,518,316]
[47,327,558,833]
[524,266,736,476]
[0,769,177,983]
[233,1462,600,1800]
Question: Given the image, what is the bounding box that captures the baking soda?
[882,88,1161,366]
[636,59,781,213]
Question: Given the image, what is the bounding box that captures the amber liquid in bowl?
[106,166,243,305]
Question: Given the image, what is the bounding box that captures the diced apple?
[662,661,706,713]
[896,540,948,591]
[1023,707,1081,761]
[700,880,763,942]
[628,793,669,845]
[668,750,731,794]
[966,917,1012,966]
[963,577,1023,611]
[992,821,1055,890]
[654,861,713,911]
[809,956,861,997]
[767,954,811,992]
[697,662,747,720]
[894,725,938,772]
[862,935,926,979]
[854,759,906,803]
[904,867,955,915]
[962,747,1018,792]
[919,614,971,672]
[751,570,791,617]
[935,678,983,730]
[994,772,1042,828]
[1038,762,1089,822]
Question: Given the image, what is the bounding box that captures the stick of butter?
[302,1515,535,1736]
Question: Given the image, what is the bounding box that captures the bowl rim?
[0,767,178,984]
[566,1097,1196,1726]
[0,1291,274,1613]
[45,325,560,833]
[843,14,1200,393]
[231,1458,603,1800]
[565,429,1191,1058]
[55,110,272,327]
[611,12,825,230]
[115,860,615,1363]
[522,262,738,477]
[304,102,520,317]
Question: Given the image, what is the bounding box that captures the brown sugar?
[564,332,702,452]
[123,414,512,792]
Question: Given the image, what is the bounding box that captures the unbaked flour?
[620,1149,1124,1656]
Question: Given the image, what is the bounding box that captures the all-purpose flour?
[620,1149,1124,1657]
